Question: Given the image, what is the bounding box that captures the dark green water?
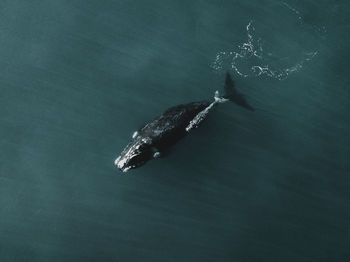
[1,0,349,261]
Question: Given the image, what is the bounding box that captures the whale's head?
[114,137,153,172]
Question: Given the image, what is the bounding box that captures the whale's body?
[114,73,253,172]
[137,101,211,149]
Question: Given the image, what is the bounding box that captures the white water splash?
[281,2,303,23]
[211,3,323,80]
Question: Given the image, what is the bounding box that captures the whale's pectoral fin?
[151,147,161,158]
[153,151,161,158]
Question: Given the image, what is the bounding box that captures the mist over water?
[0,1,349,262]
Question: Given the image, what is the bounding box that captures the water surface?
[1,0,349,261]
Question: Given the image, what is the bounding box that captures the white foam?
[211,4,323,81]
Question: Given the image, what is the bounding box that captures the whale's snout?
[114,137,154,173]
[114,156,131,172]
[114,151,149,173]
[114,156,121,166]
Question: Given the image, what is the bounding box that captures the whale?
[114,73,254,172]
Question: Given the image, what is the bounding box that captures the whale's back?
[138,101,210,150]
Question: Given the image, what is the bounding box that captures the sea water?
[0,0,349,261]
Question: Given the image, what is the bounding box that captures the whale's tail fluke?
[223,73,254,111]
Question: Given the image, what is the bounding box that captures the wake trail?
[211,2,325,80]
